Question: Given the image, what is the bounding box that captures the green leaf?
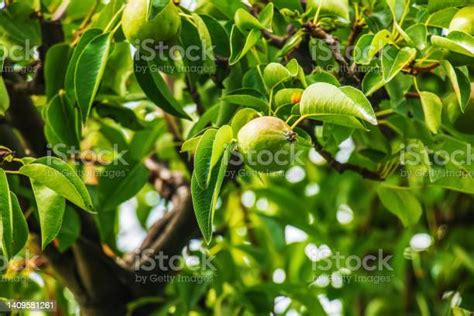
[134,51,190,119]
[45,93,80,151]
[96,103,145,131]
[192,146,231,243]
[418,91,443,134]
[210,125,233,170]
[235,8,266,32]
[386,0,409,21]
[181,136,202,153]
[31,180,66,249]
[200,15,230,58]
[362,68,385,96]
[75,32,112,122]
[194,128,218,189]
[179,15,216,77]
[19,157,95,213]
[274,88,303,109]
[432,31,474,57]
[220,93,268,112]
[339,86,378,124]
[129,120,167,162]
[229,26,261,65]
[188,103,220,138]
[258,3,274,29]
[6,193,28,260]
[367,30,393,62]
[99,162,149,211]
[306,0,349,20]
[0,171,28,260]
[382,47,417,82]
[308,115,368,129]
[192,13,216,74]
[231,108,260,135]
[65,28,103,102]
[427,0,470,12]
[0,76,10,116]
[300,83,377,125]
[44,43,71,101]
[56,206,81,252]
[263,63,292,89]
[442,60,471,111]
[405,24,427,51]
[426,8,458,28]
[353,34,374,65]
[377,187,422,226]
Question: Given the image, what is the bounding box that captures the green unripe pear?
[237,116,297,173]
[449,6,474,35]
[122,0,181,44]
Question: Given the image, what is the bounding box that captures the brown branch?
[302,123,384,181]
[124,158,198,292]
[304,22,360,82]
[404,62,440,76]
[262,25,296,49]
[346,22,364,51]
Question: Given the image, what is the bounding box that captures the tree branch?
[302,124,385,181]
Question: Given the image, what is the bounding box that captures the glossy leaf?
[377,187,422,226]
[134,51,190,119]
[0,76,9,116]
[382,47,417,82]
[0,171,28,260]
[300,83,377,125]
[19,157,94,213]
[65,28,103,102]
[99,162,149,211]
[306,0,349,20]
[229,27,261,65]
[442,60,471,111]
[44,43,71,101]
[75,32,112,122]
[432,31,474,57]
[210,125,233,170]
[419,91,443,134]
[194,128,218,189]
[56,206,81,252]
[31,179,66,249]
[192,146,231,243]
[45,93,80,151]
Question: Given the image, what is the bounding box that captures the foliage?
[0,0,473,314]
